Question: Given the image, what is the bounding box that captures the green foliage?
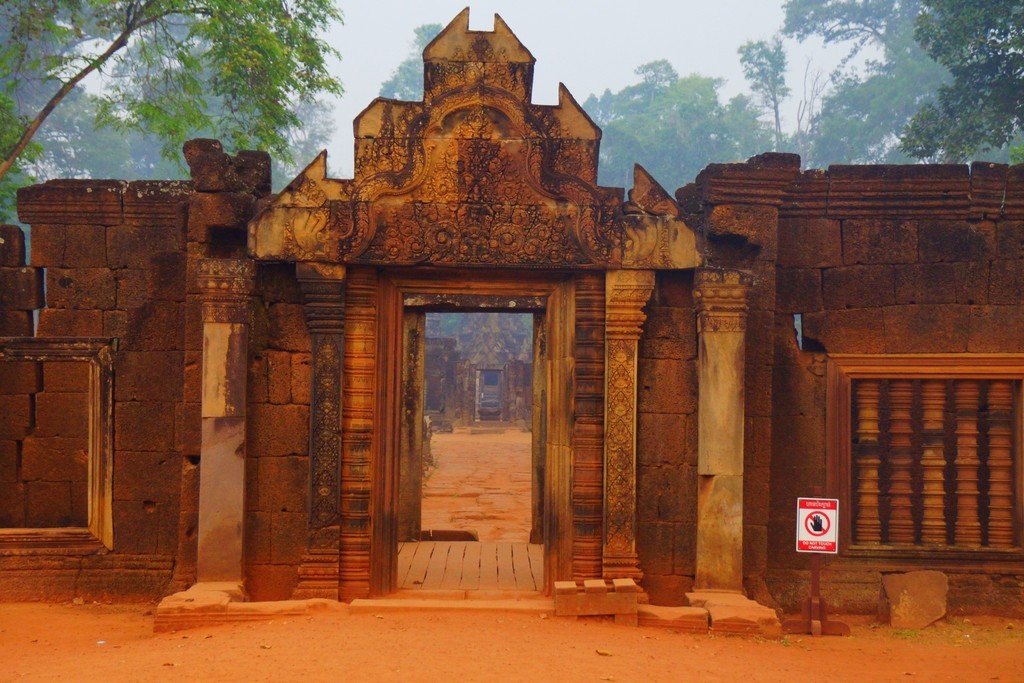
[739,36,790,150]
[0,0,343,204]
[901,1,1024,161]
[584,61,772,189]
[782,0,948,165]
[379,24,442,101]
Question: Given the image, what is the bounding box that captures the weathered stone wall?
[244,261,311,600]
[2,179,191,599]
[768,162,1024,613]
[635,271,698,605]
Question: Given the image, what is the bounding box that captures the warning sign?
[796,497,839,553]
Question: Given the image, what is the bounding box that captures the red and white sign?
[796,497,839,553]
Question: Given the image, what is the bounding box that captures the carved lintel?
[197,258,255,324]
[296,265,346,554]
[693,268,752,334]
[602,270,654,580]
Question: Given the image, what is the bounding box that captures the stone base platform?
[686,590,781,637]
[154,582,345,633]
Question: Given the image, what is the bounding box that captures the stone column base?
[292,551,340,600]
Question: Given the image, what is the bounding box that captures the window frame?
[826,354,1024,567]
[0,337,114,552]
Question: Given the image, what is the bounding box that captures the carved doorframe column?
[602,269,655,580]
[693,268,752,592]
[293,262,347,599]
[195,258,255,584]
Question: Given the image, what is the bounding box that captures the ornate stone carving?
[196,258,255,323]
[247,10,707,270]
[693,268,752,333]
[294,264,346,598]
[602,270,655,580]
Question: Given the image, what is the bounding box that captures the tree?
[739,36,791,151]
[0,0,343,197]
[901,1,1024,161]
[782,0,948,166]
[583,61,772,189]
[379,24,442,100]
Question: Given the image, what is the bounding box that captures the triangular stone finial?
[424,7,533,63]
[628,164,679,216]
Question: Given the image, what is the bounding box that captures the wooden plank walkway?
[398,541,543,592]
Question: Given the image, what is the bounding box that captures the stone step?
[349,597,554,615]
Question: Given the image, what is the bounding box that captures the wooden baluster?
[854,380,882,544]
[953,380,982,546]
[987,380,1016,548]
[920,379,947,545]
[888,380,915,544]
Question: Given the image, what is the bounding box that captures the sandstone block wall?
[0,359,89,528]
[635,271,698,605]
[767,162,1024,613]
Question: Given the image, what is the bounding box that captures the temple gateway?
[2,11,1023,630]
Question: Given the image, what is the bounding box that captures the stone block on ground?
[554,579,639,617]
[637,604,709,632]
[879,570,947,629]
[686,590,781,637]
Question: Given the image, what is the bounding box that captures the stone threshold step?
[350,598,555,615]
[391,589,543,601]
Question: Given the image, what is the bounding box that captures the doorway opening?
[396,311,544,593]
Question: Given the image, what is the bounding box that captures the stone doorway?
[368,271,577,598]
[396,311,542,594]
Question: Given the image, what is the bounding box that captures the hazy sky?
[320,1,849,177]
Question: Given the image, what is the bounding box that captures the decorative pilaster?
[573,272,606,580]
[602,270,655,581]
[693,268,752,592]
[340,267,378,600]
[294,262,346,599]
[195,258,255,584]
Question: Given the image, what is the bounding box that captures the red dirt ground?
[2,604,1023,681]
[421,428,533,542]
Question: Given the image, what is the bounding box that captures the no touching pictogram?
[796,497,838,553]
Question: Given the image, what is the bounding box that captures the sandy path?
[2,604,1023,681]
[421,429,532,542]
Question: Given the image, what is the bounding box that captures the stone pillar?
[196,258,255,584]
[693,268,751,592]
[602,270,655,581]
[293,262,346,599]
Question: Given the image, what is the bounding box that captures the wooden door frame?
[370,268,576,596]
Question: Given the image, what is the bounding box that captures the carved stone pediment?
[249,9,699,271]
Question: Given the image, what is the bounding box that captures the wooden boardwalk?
[397,541,543,592]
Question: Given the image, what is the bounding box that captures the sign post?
[782,488,850,637]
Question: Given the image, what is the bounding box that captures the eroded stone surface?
[880,570,948,629]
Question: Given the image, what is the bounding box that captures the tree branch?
[0,1,183,184]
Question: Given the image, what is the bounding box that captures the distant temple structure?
[2,10,1023,629]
